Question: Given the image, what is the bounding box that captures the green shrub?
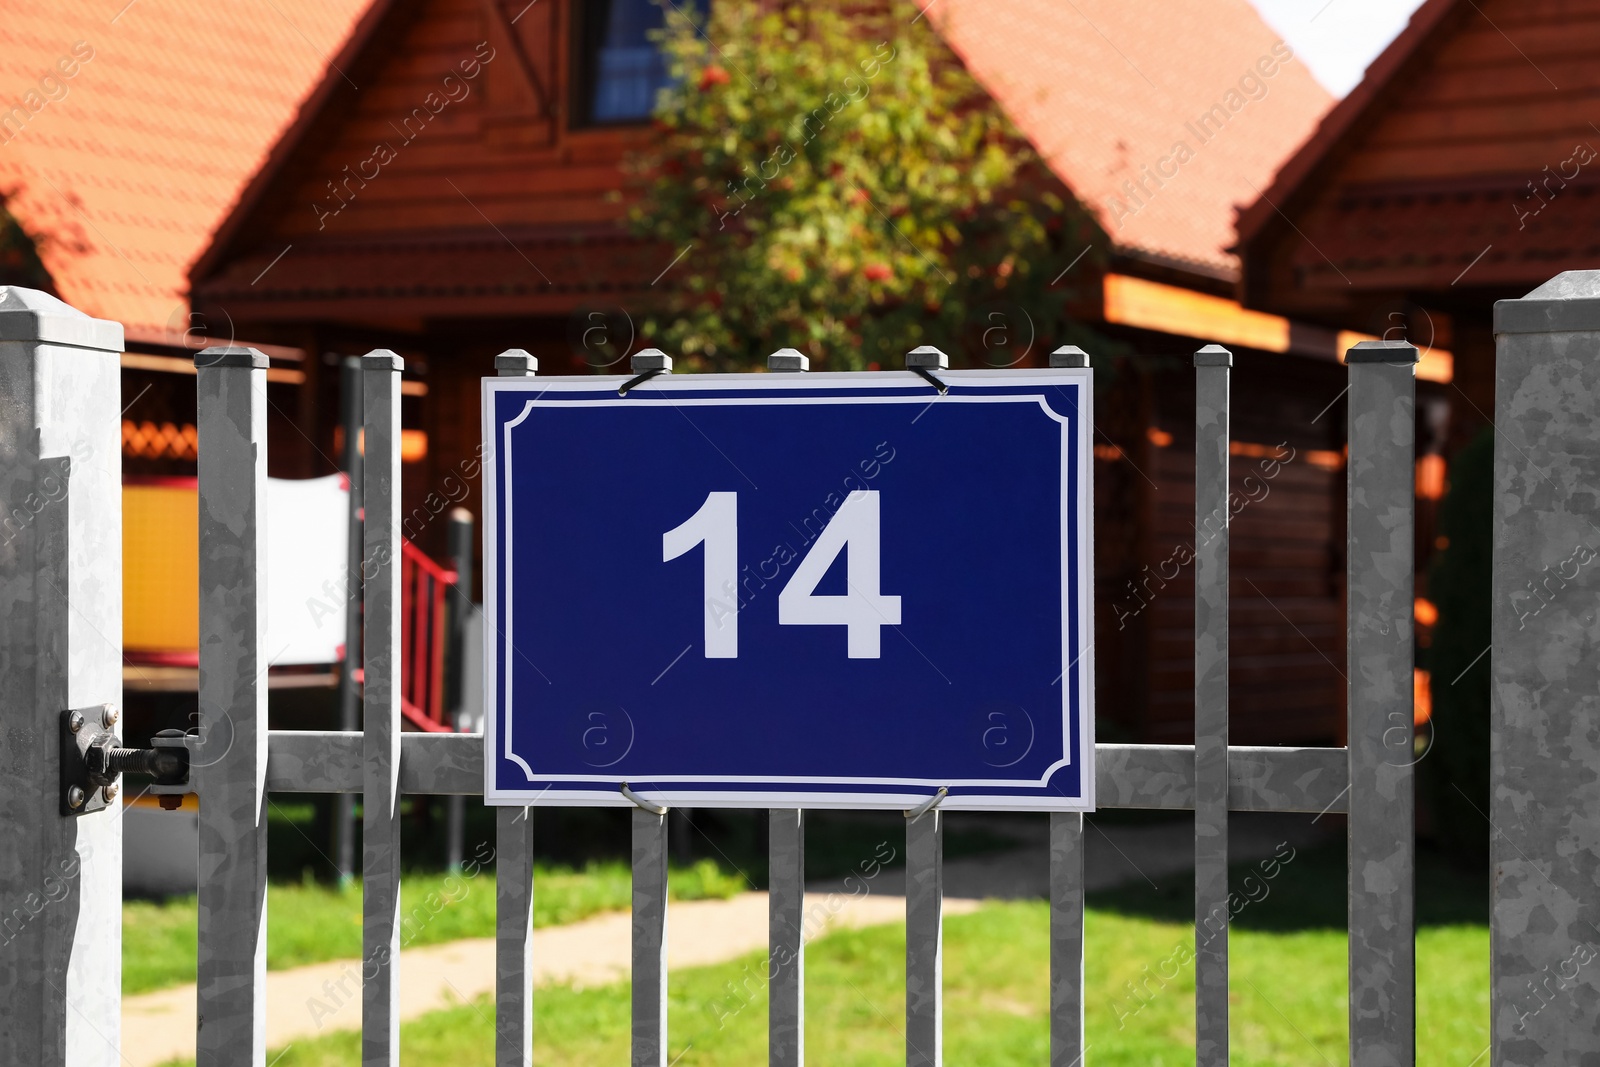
[630,1,1106,370]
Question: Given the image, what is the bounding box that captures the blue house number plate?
[481,369,1094,810]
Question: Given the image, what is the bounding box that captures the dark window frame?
[570,0,698,129]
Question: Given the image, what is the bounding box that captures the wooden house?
[1235,0,1600,717]
[1238,0,1600,452]
[3,0,1410,746]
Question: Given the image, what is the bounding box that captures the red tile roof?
[6,0,1330,336]
[930,0,1333,274]
[0,0,367,337]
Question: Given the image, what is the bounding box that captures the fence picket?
[336,356,364,883]
[194,346,271,1067]
[905,808,943,1067]
[496,807,535,1066]
[769,809,805,1067]
[1345,341,1418,1065]
[1193,345,1232,1067]
[632,806,670,1067]
[493,349,538,1066]
[362,350,405,1066]
[103,329,1431,1067]
[1049,812,1085,1067]
[1046,345,1089,1067]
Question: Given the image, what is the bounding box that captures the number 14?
[663,490,902,659]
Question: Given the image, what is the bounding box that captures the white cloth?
[265,474,351,665]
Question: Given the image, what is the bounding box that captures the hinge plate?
[61,703,116,817]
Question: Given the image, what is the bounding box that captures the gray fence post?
[1047,344,1088,1067]
[1345,338,1417,1066]
[363,350,404,1066]
[0,288,123,1066]
[632,806,669,1067]
[194,345,272,1067]
[445,507,473,873]
[493,350,535,1067]
[1193,344,1232,1067]
[905,808,943,1067]
[336,355,363,885]
[766,347,807,1067]
[768,808,804,1067]
[1048,812,1084,1067]
[1490,272,1600,1062]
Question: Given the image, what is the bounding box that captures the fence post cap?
[1049,345,1091,368]
[906,345,948,370]
[1522,269,1600,301]
[631,349,672,373]
[1344,339,1418,364]
[1494,270,1600,334]
[494,349,538,376]
[362,349,404,372]
[1193,344,1233,367]
[194,345,269,370]
[767,348,809,372]
[0,285,123,351]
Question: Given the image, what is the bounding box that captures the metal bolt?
[102,783,119,804]
[67,786,85,809]
[68,711,85,734]
[103,704,119,727]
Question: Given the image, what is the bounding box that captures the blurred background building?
[3,0,1568,770]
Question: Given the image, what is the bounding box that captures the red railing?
[399,538,458,733]
[352,538,461,731]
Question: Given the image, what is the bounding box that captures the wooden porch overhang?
[1252,174,1600,313]
[191,225,671,324]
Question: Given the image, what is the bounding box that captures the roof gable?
[929,0,1332,274]
[1238,0,1600,309]
[0,0,368,336]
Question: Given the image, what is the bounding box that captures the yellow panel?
[123,484,199,654]
[1103,274,1291,353]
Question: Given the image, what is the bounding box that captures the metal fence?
[12,275,1597,1065]
[172,335,1417,1067]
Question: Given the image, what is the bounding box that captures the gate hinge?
[61,705,191,817]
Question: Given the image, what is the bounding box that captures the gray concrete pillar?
[1490,271,1600,1064]
[0,287,125,1065]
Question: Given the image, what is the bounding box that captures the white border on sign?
[479,370,1095,811]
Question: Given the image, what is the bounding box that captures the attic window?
[573,0,685,125]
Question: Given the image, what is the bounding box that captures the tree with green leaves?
[629,0,1106,372]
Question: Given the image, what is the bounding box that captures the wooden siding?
[1137,348,1348,745]
[273,0,642,241]
[1246,0,1600,309]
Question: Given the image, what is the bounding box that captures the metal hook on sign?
[905,786,949,820]
[620,781,669,815]
[910,365,948,395]
[618,369,664,396]
[905,345,949,395]
[620,349,672,396]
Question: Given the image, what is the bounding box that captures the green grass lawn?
[151,839,1490,1066]
[153,901,1487,1066]
[124,859,742,995]
[125,798,1008,995]
[140,825,1497,1067]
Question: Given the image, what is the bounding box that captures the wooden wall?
[1250,0,1600,303]
[271,0,646,244]
[1113,345,1350,746]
